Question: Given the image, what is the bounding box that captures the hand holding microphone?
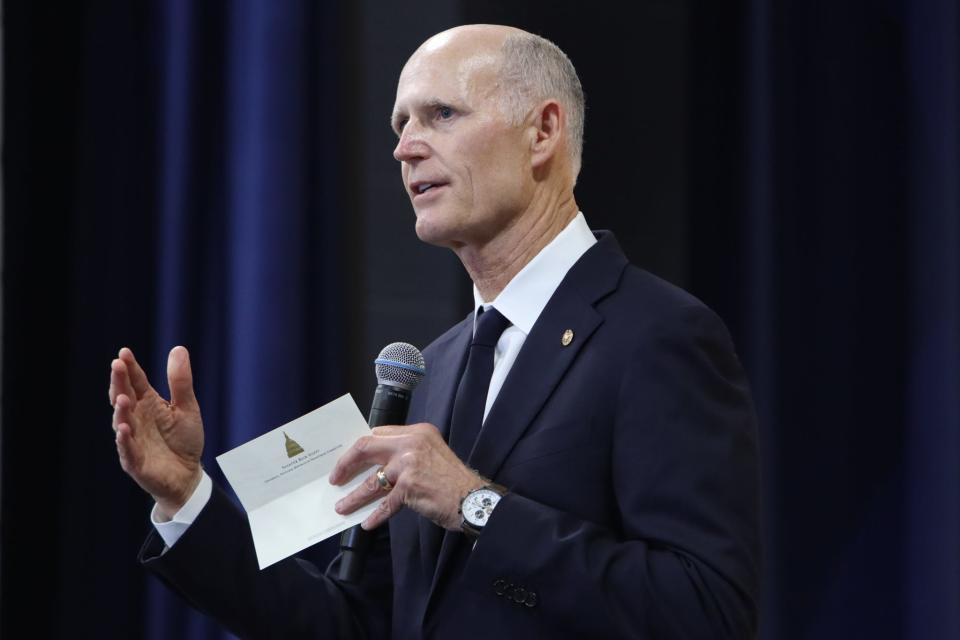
[337,342,425,582]
[333,342,486,581]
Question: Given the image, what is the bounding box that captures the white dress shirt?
[152,212,596,548]
[473,212,596,421]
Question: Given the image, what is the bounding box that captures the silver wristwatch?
[459,483,508,539]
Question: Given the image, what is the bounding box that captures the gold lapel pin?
[561,329,574,346]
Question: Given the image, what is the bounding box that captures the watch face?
[462,488,501,527]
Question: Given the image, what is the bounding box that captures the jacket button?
[525,591,538,608]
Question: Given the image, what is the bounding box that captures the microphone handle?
[367,384,412,428]
[337,383,412,582]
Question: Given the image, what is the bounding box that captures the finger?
[118,347,152,399]
[361,487,404,530]
[371,423,439,441]
[109,361,119,406]
[330,435,401,485]
[369,425,409,436]
[115,421,144,476]
[335,466,396,515]
[109,359,137,409]
[167,346,198,410]
[113,394,136,433]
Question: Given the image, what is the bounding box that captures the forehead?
[393,46,501,112]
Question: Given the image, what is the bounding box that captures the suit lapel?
[471,231,628,480]
[418,317,472,579]
[422,315,473,441]
[467,294,601,477]
[425,232,629,612]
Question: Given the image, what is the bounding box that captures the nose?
[393,121,429,163]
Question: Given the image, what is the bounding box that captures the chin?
[413,215,458,248]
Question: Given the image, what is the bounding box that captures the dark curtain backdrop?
[2,1,957,639]
[2,2,350,638]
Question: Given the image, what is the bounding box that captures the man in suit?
[109,24,760,638]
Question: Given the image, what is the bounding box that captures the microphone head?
[374,342,426,390]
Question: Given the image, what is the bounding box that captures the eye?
[436,105,454,120]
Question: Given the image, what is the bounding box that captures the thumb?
[167,345,199,410]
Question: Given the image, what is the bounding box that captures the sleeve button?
[525,591,538,608]
[493,579,506,596]
[511,587,527,604]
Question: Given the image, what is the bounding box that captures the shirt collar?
[473,212,597,334]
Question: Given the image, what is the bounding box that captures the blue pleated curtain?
[742,1,960,638]
[902,0,959,636]
[2,2,957,639]
[145,2,343,638]
[136,1,960,637]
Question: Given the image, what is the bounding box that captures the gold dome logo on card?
[284,432,305,458]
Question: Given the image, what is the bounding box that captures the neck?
[457,189,579,302]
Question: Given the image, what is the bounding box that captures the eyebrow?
[390,98,455,133]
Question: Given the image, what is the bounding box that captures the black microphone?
[338,342,425,582]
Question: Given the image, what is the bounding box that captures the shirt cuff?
[149,471,213,549]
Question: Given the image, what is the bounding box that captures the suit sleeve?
[140,483,393,640]
[462,303,761,639]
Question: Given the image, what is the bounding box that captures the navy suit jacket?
[142,232,761,639]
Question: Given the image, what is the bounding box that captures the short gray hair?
[498,33,585,179]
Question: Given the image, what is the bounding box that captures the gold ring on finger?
[376,467,393,491]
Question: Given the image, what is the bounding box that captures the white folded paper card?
[216,394,381,569]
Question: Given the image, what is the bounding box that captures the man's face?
[391,37,533,249]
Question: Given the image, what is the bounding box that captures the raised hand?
[109,346,204,520]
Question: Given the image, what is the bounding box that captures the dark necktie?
[448,306,511,461]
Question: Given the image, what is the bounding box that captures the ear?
[529,99,564,170]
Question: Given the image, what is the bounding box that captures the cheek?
[457,136,525,199]
[482,152,529,207]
